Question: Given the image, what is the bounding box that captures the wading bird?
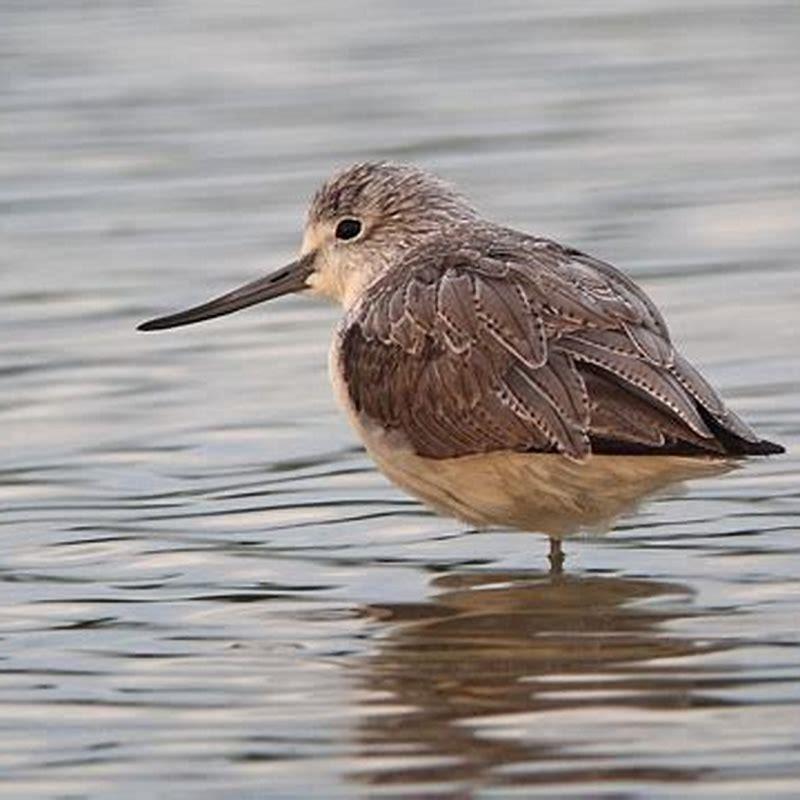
[139,163,783,570]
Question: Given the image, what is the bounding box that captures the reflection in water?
[354,569,728,790]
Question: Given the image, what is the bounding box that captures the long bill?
[137,251,316,331]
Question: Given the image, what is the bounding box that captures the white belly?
[328,335,730,537]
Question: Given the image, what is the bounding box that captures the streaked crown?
[308,162,478,237]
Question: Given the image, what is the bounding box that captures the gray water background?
[1,1,799,796]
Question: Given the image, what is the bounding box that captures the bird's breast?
[328,323,359,422]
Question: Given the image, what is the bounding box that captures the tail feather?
[699,407,784,456]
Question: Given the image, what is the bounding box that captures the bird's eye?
[335,218,362,241]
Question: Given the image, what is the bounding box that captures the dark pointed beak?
[137,251,316,332]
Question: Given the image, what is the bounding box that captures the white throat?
[304,254,386,310]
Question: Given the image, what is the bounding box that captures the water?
[1,1,799,796]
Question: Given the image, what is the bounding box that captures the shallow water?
[2,1,799,796]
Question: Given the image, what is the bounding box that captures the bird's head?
[138,162,476,331]
[301,162,477,306]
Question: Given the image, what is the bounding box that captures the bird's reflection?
[351,568,731,790]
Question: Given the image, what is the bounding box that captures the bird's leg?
[548,537,565,574]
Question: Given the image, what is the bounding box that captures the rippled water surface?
[2,1,799,796]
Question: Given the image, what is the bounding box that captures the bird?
[139,162,783,570]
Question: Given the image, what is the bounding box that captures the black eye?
[335,218,362,241]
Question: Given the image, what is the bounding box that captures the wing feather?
[474,275,547,369]
[556,332,713,438]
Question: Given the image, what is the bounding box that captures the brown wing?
[340,225,780,460]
